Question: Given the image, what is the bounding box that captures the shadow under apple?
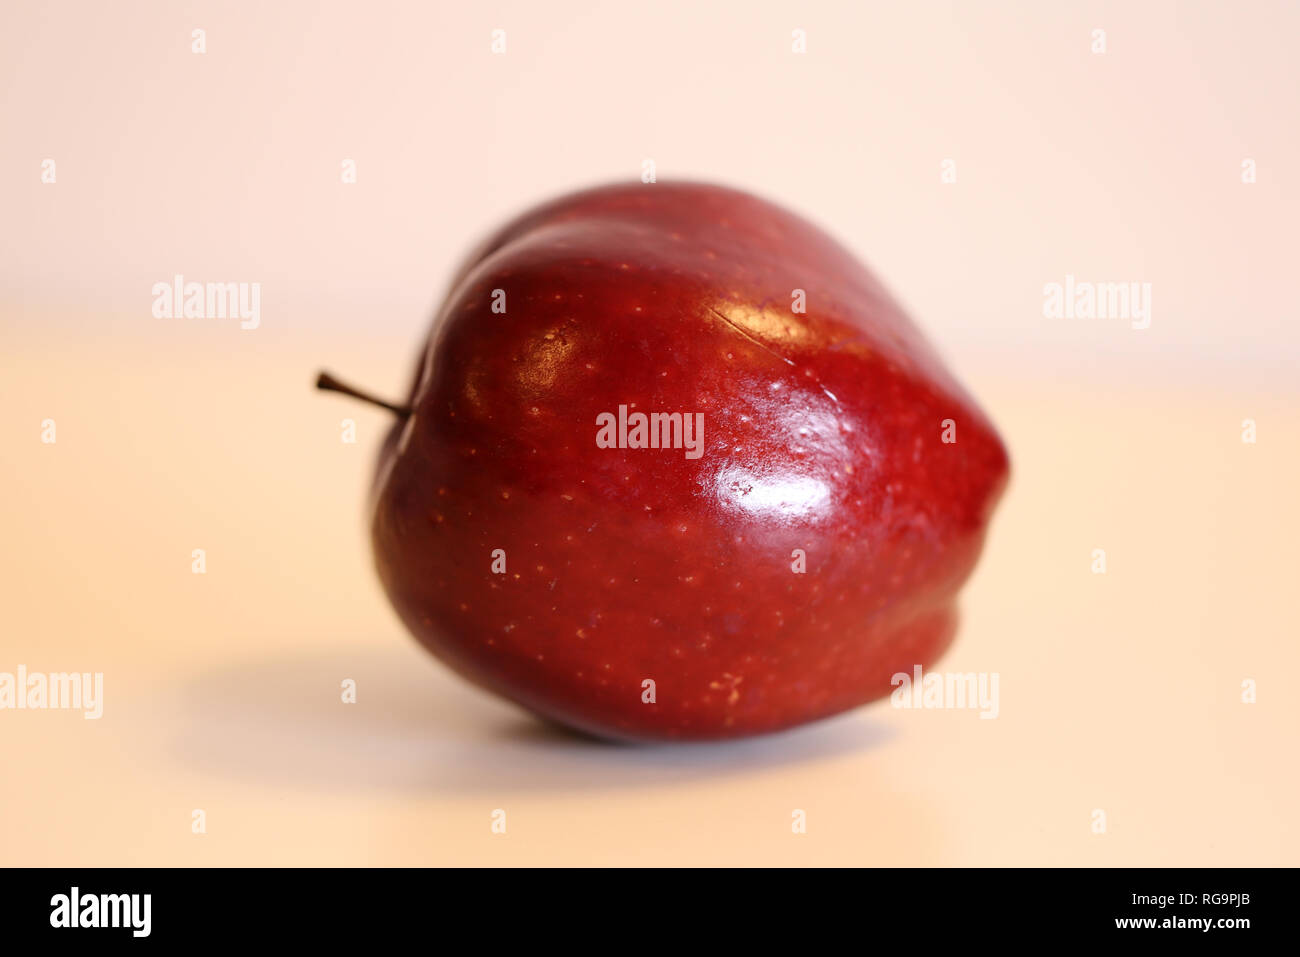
[169,643,896,795]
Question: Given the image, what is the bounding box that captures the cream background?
[1,1,1296,865]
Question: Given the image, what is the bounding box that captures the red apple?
[321,181,1008,741]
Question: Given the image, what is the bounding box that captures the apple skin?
[370,182,1008,741]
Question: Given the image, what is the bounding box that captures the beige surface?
[2,0,1297,865]
[0,324,1295,866]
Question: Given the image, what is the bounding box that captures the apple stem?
[315,371,413,417]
